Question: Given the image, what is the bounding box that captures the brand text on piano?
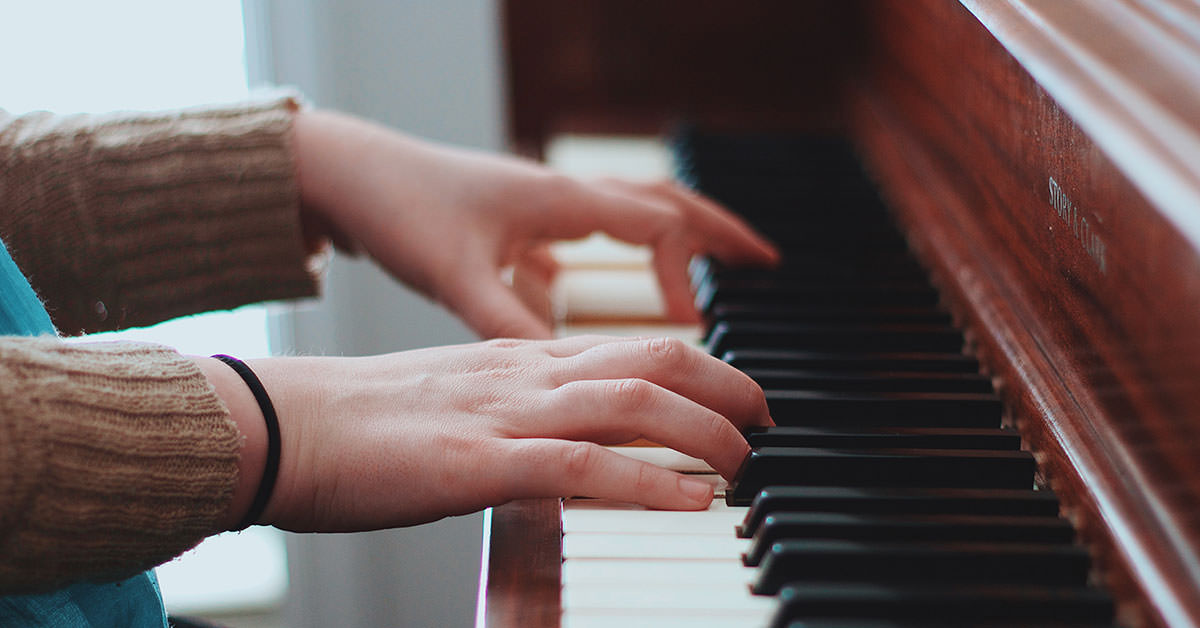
[1048,177,1107,275]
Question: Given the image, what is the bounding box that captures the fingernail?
[678,476,713,503]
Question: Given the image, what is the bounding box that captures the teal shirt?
[0,239,168,628]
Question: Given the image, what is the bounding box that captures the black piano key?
[706,322,965,355]
[727,447,1036,505]
[744,368,994,393]
[707,303,952,327]
[753,540,1091,595]
[676,131,1113,628]
[738,487,1062,538]
[743,426,1020,451]
[770,583,1113,627]
[697,283,941,313]
[766,390,1003,428]
[700,274,929,293]
[723,349,980,373]
[696,256,929,283]
[744,512,1075,566]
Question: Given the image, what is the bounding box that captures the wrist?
[293,109,373,255]
[195,357,268,531]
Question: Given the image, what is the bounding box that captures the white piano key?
[563,610,771,628]
[562,582,774,614]
[605,447,716,473]
[558,459,769,627]
[563,558,754,586]
[563,532,750,560]
[563,500,746,535]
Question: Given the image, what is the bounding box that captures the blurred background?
[1,0,506,625]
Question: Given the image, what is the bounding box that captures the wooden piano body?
[482,2,1200,626]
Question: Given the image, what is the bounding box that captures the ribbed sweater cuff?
[0,337,240,594]
[0,93,320,334]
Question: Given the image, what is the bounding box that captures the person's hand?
[292,110,779,339]
[200,335,773,532]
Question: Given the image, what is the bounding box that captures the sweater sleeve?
[0,94,322,335]
[0,336,239,595]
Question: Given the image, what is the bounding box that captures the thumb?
[444,276,555,340]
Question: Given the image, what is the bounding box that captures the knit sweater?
[0,95,321,594]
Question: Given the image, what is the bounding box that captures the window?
[1,0,287,616]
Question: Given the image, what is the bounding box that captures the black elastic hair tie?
[212,354,281,531]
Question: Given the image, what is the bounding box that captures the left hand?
[202,335,774,531]
[293,109,779,339]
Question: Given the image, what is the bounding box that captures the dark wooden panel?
[481,499,561,628]
[501,0,864,155]
[851,2,1200,626]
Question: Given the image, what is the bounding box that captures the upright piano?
[480,2,1200,626]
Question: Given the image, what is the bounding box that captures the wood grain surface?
[854,2,1200,626]
[485,1,1200,626]
[480,499,561,628]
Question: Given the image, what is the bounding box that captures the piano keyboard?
[559,132,1118,627]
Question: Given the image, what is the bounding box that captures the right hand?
[292,109,779,340]
[202,335,773,533]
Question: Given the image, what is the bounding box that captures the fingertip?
[677,475,714,507]
[458,280,556,340]
[663,301,702,324]
[761,242,783,266]
[735,235,782,268]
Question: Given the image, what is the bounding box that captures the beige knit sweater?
[0,95,321,594]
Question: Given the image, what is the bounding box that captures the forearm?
[0,96,321,335]
[0,337,240,594]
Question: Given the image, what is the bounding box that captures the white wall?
[243,0,505,625]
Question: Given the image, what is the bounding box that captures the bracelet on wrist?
[212,354,281,531]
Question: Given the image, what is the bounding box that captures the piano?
[479,1,1200,627]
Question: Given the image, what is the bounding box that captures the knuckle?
[561,441,597,482]
[539,173,580,209]
[632,463,658,496]
[643,336,688,371]
[549,379,583,402]
[738,373,769,416]
[608,378,654,413]
[701,410,732,444]
[484,337,526,350]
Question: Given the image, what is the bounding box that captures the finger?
[443,276,554,340]
[651,233,702,323]
[505,439,714,509]
[559,336,773,429]
[543,334,638,357]
[516,245,560,284]
[607,179,780,266]
[535,177,685,247]
[536,378,751,478]
[555,183,699,322]
[512,260,554,327]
